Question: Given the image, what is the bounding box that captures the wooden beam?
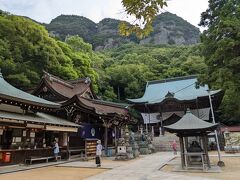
[26,123,44,129]
[0,118,24,124]
[45,125,78,132]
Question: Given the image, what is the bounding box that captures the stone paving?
[85,152,218,180]
[0,152,221,179]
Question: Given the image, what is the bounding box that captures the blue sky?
[0,0,208,30]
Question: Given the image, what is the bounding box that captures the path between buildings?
[85,152,218,180]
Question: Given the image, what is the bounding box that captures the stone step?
[152,133,180,151]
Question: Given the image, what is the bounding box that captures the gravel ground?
[1,152,239,180]
[0,166,106,180]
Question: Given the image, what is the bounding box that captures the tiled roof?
[33,72,130,118]
[220,126,240,132]
[128,75,221,104]
[0,72,60,108]
[64,95,129,116]
[0,110,79,127]
[39,71,91,99]
[78,96,129,116]
[164,110,218,134]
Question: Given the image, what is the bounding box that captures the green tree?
[65,35,92,54]
[64,36,99,91]
[99,43,206,101]
[0,14,76,87]
[120,0,167,38]
[199,0,240,123]
[0,14,99,90]
[106,63,155,100]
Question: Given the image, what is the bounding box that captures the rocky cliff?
[45,12,200,50]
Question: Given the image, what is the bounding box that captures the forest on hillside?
[0,0,239,125]
[45,12,200,50]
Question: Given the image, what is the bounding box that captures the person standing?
[171,140,177,155]
[53,140,60,161]
[96,140,102,167]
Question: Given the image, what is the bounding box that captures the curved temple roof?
[164,110,218,135]
[0,72,60,109]
[128,75,221,104]
[32,71,95,99]
[63,95,129,117]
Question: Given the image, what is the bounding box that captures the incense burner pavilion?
[165,109,218,170]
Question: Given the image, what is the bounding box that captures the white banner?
[141,113,160,124]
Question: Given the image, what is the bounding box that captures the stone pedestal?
[132,141,140,157]
[139,141,151,154]
[115,126,134,160]
[130,131,140,158]
[126,146,134,159]
[134,131,155,155]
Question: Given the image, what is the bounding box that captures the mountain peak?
[140,12,200,45]
[45,12,200,49]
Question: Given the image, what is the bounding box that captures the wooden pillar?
[114,126,117,147]
[104,125,108,155]
[179,136,185,169]
[67,132,70,160]
[203,135,211,168]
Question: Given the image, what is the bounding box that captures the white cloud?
[164,0,209,30]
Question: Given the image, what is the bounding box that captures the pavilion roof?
[127,75,221,104]
[164,109,218,136]
[0,72,60,109]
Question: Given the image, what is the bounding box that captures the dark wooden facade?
[0,72,79,165]
[32,72,135,153]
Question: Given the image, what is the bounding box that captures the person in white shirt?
[96,140,102,167]
[53,140,60,161]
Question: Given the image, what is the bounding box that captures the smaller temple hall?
[32,71,135,157]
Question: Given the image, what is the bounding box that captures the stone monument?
[115,125,134,160]
[130,131,140,157]
[135,131,151,154]
[147,132,155,153]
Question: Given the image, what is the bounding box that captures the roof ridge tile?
[147,75,198,85]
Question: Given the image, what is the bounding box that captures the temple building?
[0,71,79,165]
[32,72,134,154]
[128,75,224,136]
